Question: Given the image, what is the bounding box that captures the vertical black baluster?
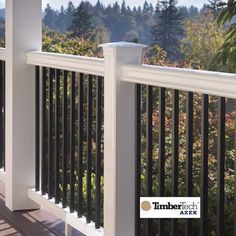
[0,61,3,169]
[95,76,102,229]
[186,92,193,236]
[158,87,166,235]
[201,94,209,236]
[146,85,153,235]
[78,73,84,218]
[135,84,142,236]
[171,89,179,236]
[217,97,225,236]
[48,68,54,199]
[62,70,68,208]
[35,66,40,191]
[86,75,93,223]
[2,61,4,171]
[55,69,60,203]
[41,67,47,195]
[70,72,76,213]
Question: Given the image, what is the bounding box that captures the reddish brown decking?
[0,181,84,236]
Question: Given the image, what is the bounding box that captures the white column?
[5,0,42,211]
[65,223,72,236]
[101,42,146,236]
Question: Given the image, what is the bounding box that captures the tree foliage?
[210,0,236,73]
[206,0,224,16]
[180,12,224,69]
[69,1,93,38]
[151,0,183,60]
[43,4,57,30]
[41,1,236,70]
[42,27,99,57]
[42,1,199,48]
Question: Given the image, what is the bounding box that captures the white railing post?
[101,42,146,236]
[5,0,42,210]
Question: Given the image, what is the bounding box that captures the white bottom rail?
[27,189,104,236]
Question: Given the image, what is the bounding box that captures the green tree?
[94,0,104,14]
[151,0,183,60]
[143,1,150,13]
[0,17,4,39]
[179,6,189,18]
[206,0,224,16]
[123,30,139,42]
[189,5,199,16]
[39,1,207,46]
[69,1,93,38]
[65,1,75,30]
[180,12,224,69]
[210,0,236,73]
[121,0,127,14]
[55,6,67,33]
[42,28,99,56]
[104,1,138,42]
[149,3,155,14]
[112,2,120,14]
[43,4,56,30]
[89,26,111,43]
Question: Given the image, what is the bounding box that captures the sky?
[0,0,208,9]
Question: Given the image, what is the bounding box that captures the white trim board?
[121,64,236,99]
[27,189,104,236]
[26,51,105,77]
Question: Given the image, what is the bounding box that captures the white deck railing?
[3,41,236,236]
[26,51,105,76]
[121,64,236,99]
[2,1,236,236]
[25,50,105,236]
[4,43,236,236]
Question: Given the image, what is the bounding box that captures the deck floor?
[0,181,84,236]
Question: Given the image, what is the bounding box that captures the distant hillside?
[42,1,200,45]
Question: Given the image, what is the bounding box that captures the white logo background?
[140,197,200,219]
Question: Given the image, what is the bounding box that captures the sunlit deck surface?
[0,181,84,236]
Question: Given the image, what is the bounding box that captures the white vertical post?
[65,223,72,236]
[5,0,42,211]
[101,42,146,236]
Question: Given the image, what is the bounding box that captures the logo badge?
[140,197,200,218]
[141,201,151,211]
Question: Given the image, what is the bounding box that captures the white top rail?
[0,48,6,61]
[121,64,236,99]
[26,51,105,76]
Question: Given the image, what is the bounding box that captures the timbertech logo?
[140,197,200,219]
[141,201,151,211]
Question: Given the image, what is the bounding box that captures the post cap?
[99,41,147,49]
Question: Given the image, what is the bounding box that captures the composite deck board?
[0,215,24,236]
[0,181,84,236]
